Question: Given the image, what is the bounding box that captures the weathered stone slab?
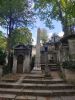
[68,39,75,55]
[49,97,62,100]
[0,88,23,94]
[22,79,64,84]
[16,96,36,100]
[37,96,47,100]
[0,94,16,99]
[0,82,75,90]
[61,96,75,100]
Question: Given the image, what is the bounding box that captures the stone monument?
[34,28,41,70]
[12,44,32,73]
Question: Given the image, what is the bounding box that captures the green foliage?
[63,61,75,70]
[3,65,10,75]
[0,48,6,65]
[0,0,34,29]
[59,70,66,80]
[0,31,7,50]
[64,0,75,18]
[40,28,48,44]
[0,0,35,51]
[11,27,32,47]
[3,53,13,75]
[34,0,55,29]
[34,0,75,35]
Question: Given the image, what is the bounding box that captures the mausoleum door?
[17,55,24,73]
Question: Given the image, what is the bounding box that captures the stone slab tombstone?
[68,39,75,60]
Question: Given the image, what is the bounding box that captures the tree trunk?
[7,3,13,72]
[56,0,69,36]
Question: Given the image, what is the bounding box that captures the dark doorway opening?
[17,55,24,73]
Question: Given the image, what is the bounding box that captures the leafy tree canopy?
[0,0,35,30]
[11,27,32,47]
[0,31,7,50]
[40,28,48,44]
[0,0,35,51]
[34,0,75,35]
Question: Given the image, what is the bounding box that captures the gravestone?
[12,44,32,73]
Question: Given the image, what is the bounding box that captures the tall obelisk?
[34,28,41,70]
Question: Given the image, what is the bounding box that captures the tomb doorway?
[17,55,24,73]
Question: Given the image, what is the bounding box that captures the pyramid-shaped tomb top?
[14,44,32,50]
[14,44,32,56]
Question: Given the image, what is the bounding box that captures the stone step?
[0,94,75,100]
[0,79,65,85]
[0,88,22,94]
[22,79,65,84]
[24,75,45,79]
[0,93,16,99]
[15,89,75,96]
[50,67,60,71]
[0,88,75,96]
[48,64,60,71]
[1,79,17,82]
[15,96,36,100]
[50,69,60,71]
[0,83,75,90]
[50,66,60,69]
[0,94,36,100]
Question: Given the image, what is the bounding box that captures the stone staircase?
[48,64,60,71]
[0,70,75,100]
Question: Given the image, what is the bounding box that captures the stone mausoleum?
[12,44,32,73]
[40,34,61,65]
[60,34,75,62]
[40,34,75,70]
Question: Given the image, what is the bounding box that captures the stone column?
[12,56,17,73]
[34,28,41,70]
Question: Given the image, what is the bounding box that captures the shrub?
[63,61,75,70]
[0,48,6,65]
[3,53,13,75]
[56,62,60,67]
[2,65,10,75]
